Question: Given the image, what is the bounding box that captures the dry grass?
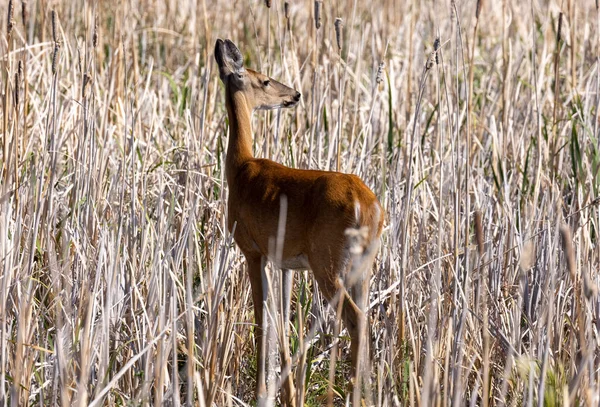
[0,0,599,405]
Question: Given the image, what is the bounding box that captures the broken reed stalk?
[551,12,563,174]
[13,60,23,203]
[0,4,15,401]
[568,0,576,91]
[473,209,490,407]
[559,224,588,401]
[327,295,344,407]
[335,17,344,172]
[48,9,60,223]
[3,0,15,183]
[560,224,576,281]
[466,0,482,278]
[398,50,436,402]
[474,210,484,258]
[595,1,600,147]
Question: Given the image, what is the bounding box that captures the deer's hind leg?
[279,268,296,406]
[307,242,371,400]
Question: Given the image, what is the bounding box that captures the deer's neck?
[225,90,254,183]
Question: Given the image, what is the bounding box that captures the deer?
[214,39,383,406]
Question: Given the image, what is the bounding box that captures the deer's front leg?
[247,255,268,405]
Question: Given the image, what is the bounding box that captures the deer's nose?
[294,92,301,101]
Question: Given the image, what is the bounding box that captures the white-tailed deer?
[214,39,383,406]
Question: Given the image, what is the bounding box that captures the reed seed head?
[51,9,58,43]
[14,73,19,106]
[92,14,98,48]
[475,0,482,19]
[21,0,27,27]
[77,39,83,73]
[519,241,535,271]
[426,52,436,70]
[559,224,576,280]
[376,62,385,85]
[52,42,61,75]
[14,60,23,106]
[314,1,322,29]
[284,2,289,19]
[7,0,15,36]
[474,210,484,257]
[433,37,440,64]
[265,0,271,8]
[334,18,343,51]
[583,271,598,300]
[14,67,21,106]
[82,72,92,99]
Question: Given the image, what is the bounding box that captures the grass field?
[1,0,599,405]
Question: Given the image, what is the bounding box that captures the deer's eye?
[263,80,270,87]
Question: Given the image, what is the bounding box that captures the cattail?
[82,72,92,99]
[284,2,290,31]
[556,12,562,43]
[583,271,598,300]
[21,0,27,26]
[51,10,60,74]
[7,0,15,36]
[433,37,440,64]
[15,60,23,106]
[52,42,61,75]
[265,0,271,7]
[475,0,482,19]
[14,62,22,107]
[92,14,98,48]
[14,73,19,106]
[426,51,435,71]
[474,210,484,257]
[17,60,22,105]
[376,62,385,85]
[314,1,321,29]
[77,39,83,73]
[560,224,576,280]
[334,18,343,51]
[519,241,535,271]
[51,9,58,43]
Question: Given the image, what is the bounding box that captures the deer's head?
[214,39,301,111]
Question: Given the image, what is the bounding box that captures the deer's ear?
[223,40,243,69]
[214,39,244,80]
